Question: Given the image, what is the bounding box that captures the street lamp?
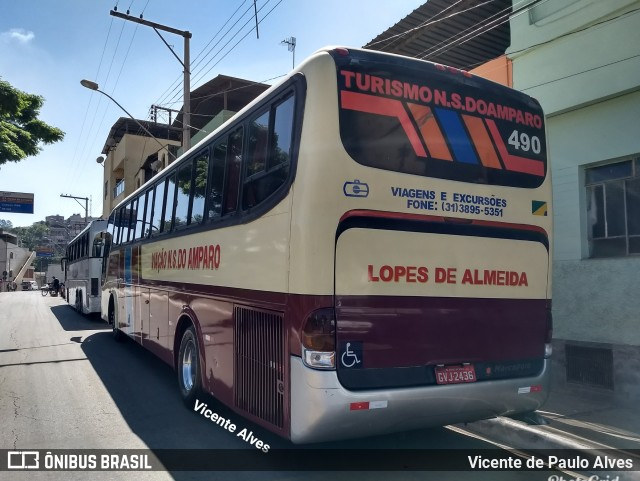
[80,80,176,160]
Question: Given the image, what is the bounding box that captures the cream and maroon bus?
[102,47,552,443]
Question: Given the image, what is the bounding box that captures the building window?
[586,157,640,258]
[113,179,125,198]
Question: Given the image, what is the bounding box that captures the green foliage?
[9,222,49,251]
[0,219,13,229]
[0,78,65,166]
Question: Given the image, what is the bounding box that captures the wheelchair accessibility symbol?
[340,341,363,368]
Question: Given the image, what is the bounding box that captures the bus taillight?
[301,308,336,370]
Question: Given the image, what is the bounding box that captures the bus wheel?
[178,326,201,407]
[109,298,123,342]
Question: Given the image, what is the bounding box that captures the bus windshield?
[336,52,546,188]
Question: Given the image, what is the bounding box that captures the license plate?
[435,364,477,385]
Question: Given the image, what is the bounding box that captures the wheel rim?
[181,340,196,392]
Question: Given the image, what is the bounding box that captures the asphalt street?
[0,291,563,480]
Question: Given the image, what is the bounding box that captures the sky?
[0,0,425,228]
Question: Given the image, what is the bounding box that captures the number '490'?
[508,130,541,154]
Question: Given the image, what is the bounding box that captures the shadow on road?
[73,328,501,479]
[50,304,110,332]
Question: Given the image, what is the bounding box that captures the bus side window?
[113,209,122,246]
[121,202,132,243]
[107,213,115,250]
[144,188,154,238]
[247,110,270,177]
[208,140,227,220]
[242,94,295,210]
[93,233,104,258]
[222,127,243,216]
[191,152,209,224]
[134,193,146,240]
[271,94,295,170]
[117,206,125,244]
[175,162,193,229]
[164,173,177,233]
[129,200,137,243]
[150,180,165,236]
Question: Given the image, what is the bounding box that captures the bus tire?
[109,297,123,342]
[177,326,201,407]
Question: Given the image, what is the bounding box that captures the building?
[366,0,640,401]
[45,214,98,254]
[0,230,35,291]
[100,75,269,218]
[99,117,181,218]
[507,0,640,401]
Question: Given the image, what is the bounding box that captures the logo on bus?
[340,341,363,369]
[343,180,369,198]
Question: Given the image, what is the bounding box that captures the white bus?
[62,219,109,315]
[102,47,551,443]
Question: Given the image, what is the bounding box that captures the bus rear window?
[337,61,547,188]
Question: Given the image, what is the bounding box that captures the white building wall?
[510,0,640,116]
[508,0,640,350]
[549,91,640,262]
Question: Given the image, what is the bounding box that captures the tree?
[9,222,49,251]
[0,78,65,166]
[0,219,13,230]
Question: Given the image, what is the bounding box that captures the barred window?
[586,157,640,257]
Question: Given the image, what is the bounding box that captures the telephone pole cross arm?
[110,10,193,152]
[60,194,89,223]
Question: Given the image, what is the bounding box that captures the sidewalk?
[457,383,640,477]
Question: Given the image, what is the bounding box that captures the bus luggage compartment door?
[334,225,549,390]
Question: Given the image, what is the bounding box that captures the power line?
[190,0,283,90]
[461,6,640,72]
[367,0,498,49]
[508,6,640,60]
[85,23,142,183]
[157,73,286,108]
[154,0,251,109]
[68,16,115,185]
[415,0,513,60]
[376,0,465,53]
[522,53,640,92]
[163,0,280,108]
[75,19,128,180]
[417,0,550,61]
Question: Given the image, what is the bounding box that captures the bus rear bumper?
[289,356,550,444]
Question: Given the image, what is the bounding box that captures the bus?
[63,219,108,315]
[101,47,552,444]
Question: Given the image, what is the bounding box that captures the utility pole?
[60,194,89,223]
[150,104,181,126]
[110,10,192,152]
